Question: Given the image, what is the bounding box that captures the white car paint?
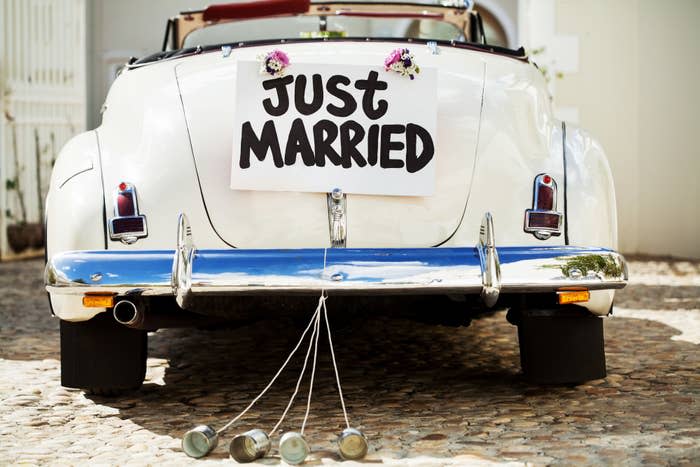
[46,40,621,319]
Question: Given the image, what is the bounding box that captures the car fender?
[564,123,618,250]
[46,130,106,320]
[564,123,619,315]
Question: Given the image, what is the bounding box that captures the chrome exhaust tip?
[113,300,141,326]
[182,425,218,458]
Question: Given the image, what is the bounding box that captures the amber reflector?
[82,294,115,308]
[557,289,590,305]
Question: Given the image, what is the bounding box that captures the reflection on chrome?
[45,213,628,309]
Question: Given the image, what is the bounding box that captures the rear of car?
[45,0,627,394]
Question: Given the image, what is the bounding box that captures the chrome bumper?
[46,213,628,310]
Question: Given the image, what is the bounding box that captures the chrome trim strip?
[562,121,570,244]
[327,188,347,248]
[58,166,94,189]
[478,212,501,307]
[172,213,196,308]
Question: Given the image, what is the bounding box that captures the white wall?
[86,0,206,130]
[520,0,699,259]
[0,0,87,259]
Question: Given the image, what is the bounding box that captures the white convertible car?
[46,0,627,394]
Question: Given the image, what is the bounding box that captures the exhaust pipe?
[112,298,224,330]
[113,300,144,328]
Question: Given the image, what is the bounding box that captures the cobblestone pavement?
[1,258,699,465]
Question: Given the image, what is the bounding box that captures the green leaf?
[5,178,16,190]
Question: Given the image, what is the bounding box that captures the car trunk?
[176,41,484,248]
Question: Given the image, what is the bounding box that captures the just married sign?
[230,61,437,196]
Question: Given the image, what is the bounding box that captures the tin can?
[337,427,368,460]
[182,425,218,458]
[279,431,310,465]
[229,429,271,463]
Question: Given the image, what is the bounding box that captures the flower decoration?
[259,49,290,77]
[384,48,420,80]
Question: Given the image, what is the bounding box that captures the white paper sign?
[231,61,437,196]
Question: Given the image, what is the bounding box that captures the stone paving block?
[0,258,699,465]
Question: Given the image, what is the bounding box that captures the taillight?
[116,191,135,217]
[109,182,147,244]
[536,179,554,211]
[524,173,562,240]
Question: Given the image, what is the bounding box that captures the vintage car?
[45,0,627,394]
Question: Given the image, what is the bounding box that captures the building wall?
[86,0,206,130]
[520,0,699,259]
[635,1,699,258]
[0,0,87,259]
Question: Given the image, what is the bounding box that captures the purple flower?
[259,49,290,77]
[384,48,403,69]
[384,47,419,80]
[267,49,290,66]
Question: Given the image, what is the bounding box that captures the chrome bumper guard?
[45,213,628,309]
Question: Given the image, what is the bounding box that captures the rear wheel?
[507,307,606,384]
[60,312,147,395]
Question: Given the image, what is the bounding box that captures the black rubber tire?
[513,308,606,384]
[60,312,147,394]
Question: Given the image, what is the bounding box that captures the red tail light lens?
[536,183,554,211]
[116,191,135,217]
[112,217,145,234]
[527,212,560,229]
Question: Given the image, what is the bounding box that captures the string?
[301,293,323,434]
[269,303,321,436]
[299,248,328,434]
[323,297,351,429]
[216,247,350,439]
[216,305,320,435]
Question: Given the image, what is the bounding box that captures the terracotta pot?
[6,223,43,252]
[6,224,30,253]
[27,222,45,248]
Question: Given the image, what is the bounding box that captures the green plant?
[529,46,564,84]
[560,254,624,278]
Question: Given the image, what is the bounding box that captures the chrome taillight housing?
[109,182,147,244]
[524,173,562,240]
